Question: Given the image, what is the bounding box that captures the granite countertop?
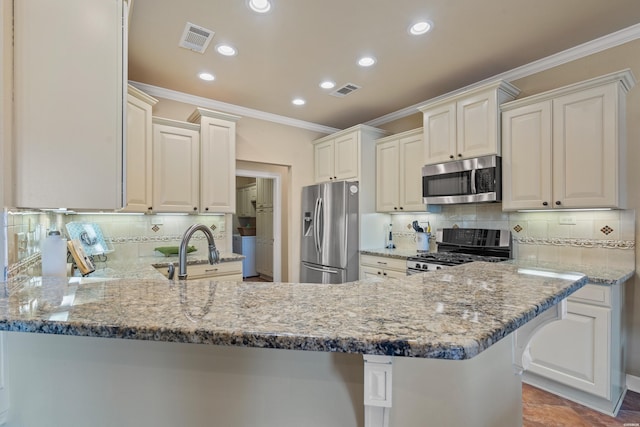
[0,262,587,360]
[362,249,633,286]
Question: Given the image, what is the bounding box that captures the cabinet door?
[257,178,274,208]
[200,116,236,213]
[552,84,620,208]
[501,101,553,211]
[334,132,359,180]
[399,133,425,211]
[457,90,500,158]
[376,141,400,212]
[384,269,406,279]
[122,88,155,213]
[527,301,610,398]
[314,140,335,182]
[360,265,384,280]
[423,103,456,164]
[152,124,199,213]
[14,0,125,210]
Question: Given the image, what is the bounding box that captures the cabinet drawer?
[360,255,406,272]
[568,284,611,307]
[186,261,242,280]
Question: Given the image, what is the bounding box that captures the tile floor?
[523,383,640,426]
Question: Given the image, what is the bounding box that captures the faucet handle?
[208,246,220,264]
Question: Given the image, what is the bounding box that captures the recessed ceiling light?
[409,21,433,35]
[292,98,306,106]
[216,44,237,56]
[320,80,336,90]
[198,72,215,81]
[248,0,271,13]
[358,56,376,67]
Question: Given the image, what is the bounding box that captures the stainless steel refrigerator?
[300,181,359,284]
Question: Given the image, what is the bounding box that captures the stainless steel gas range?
[406,228,511,275]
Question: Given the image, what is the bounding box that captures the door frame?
[236,169,281,282]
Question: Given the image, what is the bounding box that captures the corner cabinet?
[419,81,519,165]
[152,118,200,213]
[13,0,128,210]
[375,128,425,212]
[188,108,241,214]
[522,282,627,416]
[501,70,636,211]
[122,85,158,213]
[313,125,389,184]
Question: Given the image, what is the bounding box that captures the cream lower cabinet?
[523,283,626,416]
[419,81,519,165]
[122,85,158,213]
[376,128,424,212]
[359,255,406,280]
[502,70,636,211]
[155,261,243,282]
[188,108,241,214]
[152,118,200,213]
[256,207,274,278]
[14,0,127,210]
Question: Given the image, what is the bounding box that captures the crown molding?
[128,81,340,135]
[366,23,640,127]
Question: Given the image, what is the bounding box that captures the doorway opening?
[234,168,282,282]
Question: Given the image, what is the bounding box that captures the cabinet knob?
[148,207,152,211]
[542,202,548,206]
[329,177,333,180]
[377,271,382,275]
[383,272,387,276]
[334,176,337,179]
[193,207,197,211]
[394,207,398,210]
[205,207,209,211]
[458,153,462,157]
[555,201,562,206]
[399,207,403,210]
[449,155,454,159]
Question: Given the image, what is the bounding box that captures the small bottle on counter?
[41,230,67,277]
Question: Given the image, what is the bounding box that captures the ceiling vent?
[178,22,215,53]
[330,83,361,98]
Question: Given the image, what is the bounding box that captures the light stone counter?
[1,261,586,360]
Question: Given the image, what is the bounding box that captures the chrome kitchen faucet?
[177,224,220,280]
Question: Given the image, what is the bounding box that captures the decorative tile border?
[514,237,635,250]
[5,252,41,291]
[106,234,227,245]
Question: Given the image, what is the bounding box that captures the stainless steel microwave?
[422,155,502,204]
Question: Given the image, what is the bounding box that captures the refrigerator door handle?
[313,197,321,254]
[303,263,339,275]
[317,197,324,253]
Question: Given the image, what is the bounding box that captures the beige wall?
[378,39,640,378]
[152,97,325,281]
[0,0,12,279]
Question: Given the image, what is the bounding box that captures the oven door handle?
[470,169,477,194]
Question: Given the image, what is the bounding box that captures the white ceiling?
[128,0,640,130]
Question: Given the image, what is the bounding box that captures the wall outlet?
[558,216,576,225]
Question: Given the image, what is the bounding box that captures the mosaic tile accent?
[600,225,613,235]
[515,237,635,250]
[151,225,160,232]
[513,225,523,233]
[210,224,217,231]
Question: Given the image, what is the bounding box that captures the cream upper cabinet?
[313,126,388,184]
[419,81,519,165]
[313,132,359,182]
[376,129,424,212]
[122,85,158,213]
[188,108,241,214]
[13,0,128,210]
[256,178,274,208]
[502,70,636,211]
[236,184,257,217]
[152,118,200,213]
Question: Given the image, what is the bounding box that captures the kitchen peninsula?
[0,261,593,427]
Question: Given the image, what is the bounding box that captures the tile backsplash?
[4,210,229,281]
[390,204,635,269]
